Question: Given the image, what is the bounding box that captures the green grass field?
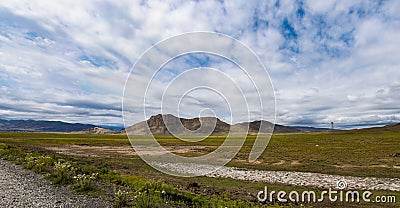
[0,131,399,207]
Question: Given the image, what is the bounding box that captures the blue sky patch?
[79,54,117,69]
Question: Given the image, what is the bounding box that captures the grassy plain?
[0,131,399,207]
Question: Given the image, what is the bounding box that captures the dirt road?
[0,159,111,208]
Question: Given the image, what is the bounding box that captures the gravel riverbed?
[0,159,112,208]
[209,167,400,191]
[154,162,400,191]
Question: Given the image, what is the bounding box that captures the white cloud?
[0,0,399,129]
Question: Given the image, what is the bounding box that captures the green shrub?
[121,175,147,189]
[0,145,26,162]
[24,154,54,173]
[48,160,77,185]
[73,172,98,192]
[131,180,184,208]
[132,189,164,208]
[100,169,122,185]
[114,189,130,208]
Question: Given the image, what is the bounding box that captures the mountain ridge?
[1,116,398,134]
[125,114,301,135]
[0,119,96,132]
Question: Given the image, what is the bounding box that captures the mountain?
[290,126,331,132]
[125,114,230,135]
[0,119,96,132]
[231,120,300,134]
[125,114,300,135]
[350,122,400,133]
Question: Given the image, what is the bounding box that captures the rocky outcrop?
[125,114,230,136]
[125,114,300,135]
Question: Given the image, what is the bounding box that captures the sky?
[0,0,399,129]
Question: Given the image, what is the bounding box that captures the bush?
[24,154,54,173]
[100,169,122,185]
[132,189,164,208]
[114,189,130,208]
[131,180,178,208]
[49,160,77,185]
[0,145,26,162]
[73,173,98,192]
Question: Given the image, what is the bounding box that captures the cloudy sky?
[0,0,399,129]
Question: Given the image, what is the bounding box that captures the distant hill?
[231,120,300,134]
[291,126,331,132]
[0,119,96,132]
[125,114,300,135]
[70,127,121,134]
[350,123,400,133]
[5,116,392,135]
[384,123,400,131]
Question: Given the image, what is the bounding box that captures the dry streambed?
[152,162,400,192]
[208,166,400,191]
[45,144,210,157]
[46,145,400,192]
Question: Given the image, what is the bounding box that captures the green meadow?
[0,131,399,207]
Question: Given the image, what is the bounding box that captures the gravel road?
[0,159,112,208]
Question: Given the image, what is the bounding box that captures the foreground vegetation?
[0,144,277,207]
[1,131,399,178]
[0,131,399,207]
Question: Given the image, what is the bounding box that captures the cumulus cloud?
[0,0,399,128]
